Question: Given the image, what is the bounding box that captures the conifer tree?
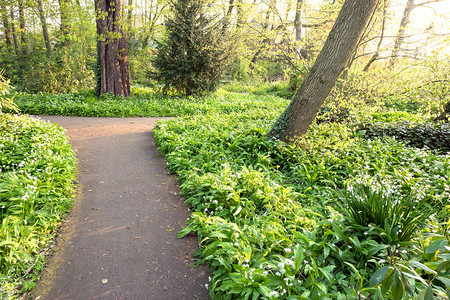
[152,0,231,96]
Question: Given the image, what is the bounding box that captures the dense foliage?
[149,84,449,299]
[0,115,77,297]
[357,122,450,153]
[152,0,232,95]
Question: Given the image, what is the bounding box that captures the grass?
[0,114,76,298]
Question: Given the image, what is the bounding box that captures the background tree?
[95,0,131,97]
[152,0,233,96]
[268,0,379,142]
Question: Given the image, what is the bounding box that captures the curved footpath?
[30,116,209,300]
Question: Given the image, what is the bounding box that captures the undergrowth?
[154,112,449,299]
[0,114,76,298]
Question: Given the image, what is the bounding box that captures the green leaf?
[391,273,404,300]
[370,266,391,287]
[258,285,272,298]
[424,285,434,300]
[294,244,304,271]
[381,272,394,295]
[409,260,437,275]
[436,276,450,288]
[425,239,448,254]
[436,260,450,272]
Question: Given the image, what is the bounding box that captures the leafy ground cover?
[153,112,449,299]
[5,81,450,299]
[0,114,76,298]
[10,86,287,118]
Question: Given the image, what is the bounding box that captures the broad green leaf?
[391,273,404,300]
[381,272,394,295]
[424,285,434,300]
[294,244,304,271]
[436,276,450,288]
[409,260,437,274]
[436,260,450,272]
[425,239,448,254]
[370,266,391,287]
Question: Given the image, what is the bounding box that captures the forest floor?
[30,116,210,300]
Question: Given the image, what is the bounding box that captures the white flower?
[269,291,279,298]
[235,233,239,239]
[284,248,292,253]
[285,259,294,268]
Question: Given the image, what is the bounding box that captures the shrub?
[356,122,450,153]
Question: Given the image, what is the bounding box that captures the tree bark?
[1,1,13,53]
[363,0,387,72]
[293,0,303,42]
[268,0,379,142]
[58,0,72,46]
[10,8,19,55]
[95,0,131,97]
[389,0,414,65]
[36,0,52,54]
[18,0,29,55]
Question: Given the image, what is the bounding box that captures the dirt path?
[31,116,209,300]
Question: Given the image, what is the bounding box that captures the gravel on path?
[30,116,210,300]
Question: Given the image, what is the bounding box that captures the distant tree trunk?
[268,0,379,142]
[10,9,19,55]
[389,0,414,65]
[363,0,387,72]
[95,0,131,97]
[293,0,303,42]
[36,0,52,54]
[1,2,13,53]
[249,9,271,70]
[18,0,29,55]
[236,0,244,28]
[58,0,72,46]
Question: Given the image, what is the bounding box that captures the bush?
[357,122,450,153]
[0,71,17,114]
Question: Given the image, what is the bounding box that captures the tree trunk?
[18,0,29,55]
[36,0,52,54]
[10,8,19,55]
[293,0,303,42]
[249,9,271,70]
[363,0,387,72]
[268,0,379,142]
[95,0,131,97]
[58,0,72,46]
[1,1,13,53]
[389,0,414,65]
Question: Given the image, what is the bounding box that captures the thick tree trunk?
[95,0,131,97]
[268,0,379,142]
[36,0,52,54]
[1,2,13,53]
